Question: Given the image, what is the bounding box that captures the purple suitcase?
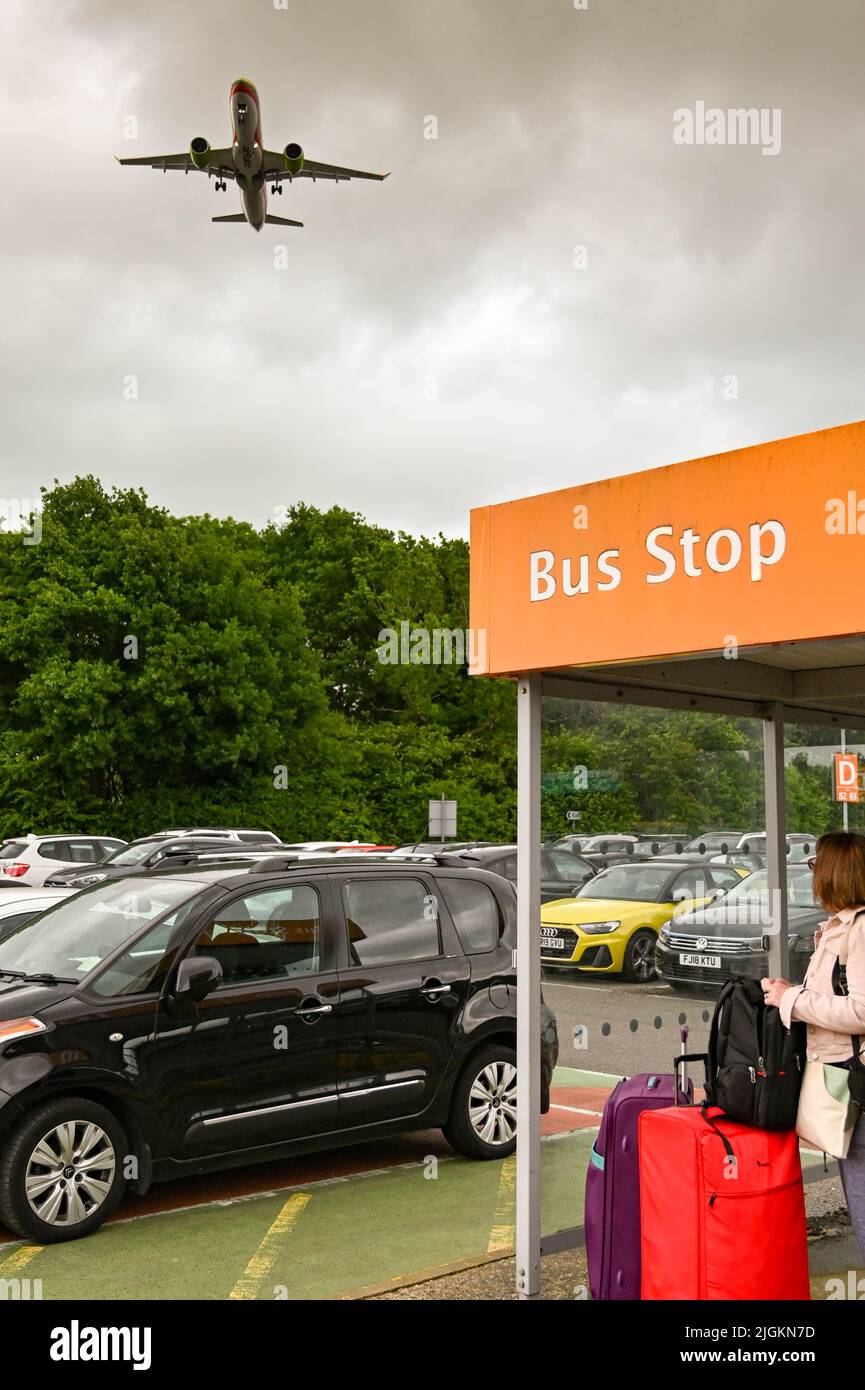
[585,1071,691,1300]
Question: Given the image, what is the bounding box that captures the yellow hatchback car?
[540,858,746,982]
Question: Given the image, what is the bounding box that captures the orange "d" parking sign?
[835,753,860,803]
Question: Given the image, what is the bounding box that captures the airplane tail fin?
[264,214,303,227]
[212,214,247,223]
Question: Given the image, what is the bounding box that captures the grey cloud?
[3,0,865,536]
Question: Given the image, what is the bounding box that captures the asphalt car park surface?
[542,971,718,1076]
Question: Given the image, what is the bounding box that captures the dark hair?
[812,832,865,914]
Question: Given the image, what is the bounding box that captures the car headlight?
[73,872,108,886]
[579,920,622,935]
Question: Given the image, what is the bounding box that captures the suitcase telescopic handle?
[674,1052,709,1103]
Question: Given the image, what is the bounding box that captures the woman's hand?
[761,977,793,1008]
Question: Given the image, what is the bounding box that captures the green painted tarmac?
[9,1129,592,1301]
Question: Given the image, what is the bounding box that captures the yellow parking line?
[0,1244,42,1274]
[228,1192,311,1300]
[487,1154,516,1253]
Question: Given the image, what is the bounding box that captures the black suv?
[0,859,558,1243]
[429,843,596,902]
[42,835,278,888]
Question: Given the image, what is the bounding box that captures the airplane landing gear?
[214,179,227,192]
[273,182,283,195]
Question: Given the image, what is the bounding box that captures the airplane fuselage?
[230,79,267,230]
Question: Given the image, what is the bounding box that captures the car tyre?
[0,1097,128,1244]
[622,929,657,983]
[443,1043,518,1160]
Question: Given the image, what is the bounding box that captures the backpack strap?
[707,979,737,1089]
[832,913,865,1070]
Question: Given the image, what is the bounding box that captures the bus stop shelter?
[469,418,865,1298]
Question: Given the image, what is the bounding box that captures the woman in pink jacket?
[763,831,865,1255]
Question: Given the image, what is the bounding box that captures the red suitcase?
[638,1102,810,1300]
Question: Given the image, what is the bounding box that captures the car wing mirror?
[172,955,222,1004]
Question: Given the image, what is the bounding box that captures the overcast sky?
[3,0,865,538]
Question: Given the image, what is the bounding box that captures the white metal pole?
[763,703,790,978]
[842,729,849,833]
[516,674,541,1299]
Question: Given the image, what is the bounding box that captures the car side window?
[67,841,102,864]
[0,911,41,942]
[547,848,590,880]
[439,878,501,953]
[193,885,321,986]
[90,898,205,998]
[671,869,711,901]
[37,841,61,860]
[498,854,518,882]
[709,867,741,892]
[341,877,440,966]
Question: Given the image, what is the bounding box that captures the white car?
[0,886,76,940]
[0,835,126,887]
[154,827,281,845]
[736,832,817,862]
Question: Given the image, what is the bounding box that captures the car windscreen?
[0,842,27,860]
[0,879,200,981]
[722,868,816,909]
[576,865,673,902]
[686,834,734,852]
[103,842,160,866]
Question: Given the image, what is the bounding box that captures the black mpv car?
[0,859,558,1243]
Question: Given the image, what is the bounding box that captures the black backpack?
[705,975,807,1129]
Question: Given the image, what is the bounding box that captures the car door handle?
[296,1000,333,1022]
[420,982,451,1000]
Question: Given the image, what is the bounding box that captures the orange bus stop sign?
[470,419,865,676]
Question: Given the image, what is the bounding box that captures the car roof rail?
[245,854,305,873]
[155,845,258,866]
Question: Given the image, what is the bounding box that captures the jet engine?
[283,143,305,176]
[189,137,211,170]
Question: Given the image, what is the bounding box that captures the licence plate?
[679,952,721,969]
[542,937,567,951]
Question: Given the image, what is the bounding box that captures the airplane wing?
[262,152,388,183]
[116,150,237,180]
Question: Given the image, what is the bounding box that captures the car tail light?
[2,864,28,877]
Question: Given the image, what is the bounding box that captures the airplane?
[116,78,389,232]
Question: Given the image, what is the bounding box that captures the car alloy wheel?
[469,1060,517,1146]
[625,930,657,982]
[24,1120,117,1227]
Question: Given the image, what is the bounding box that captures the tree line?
[0,478,849,844]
